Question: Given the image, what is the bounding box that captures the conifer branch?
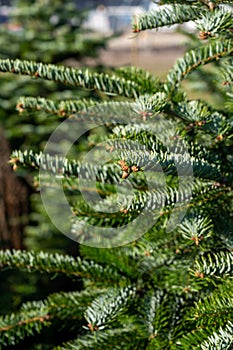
[10,150,122,183]
[165,39,233,92]
[0,59,141,98]
[115,66,160,93]
[220,58,233,84]
[16,96,98,117]
[196,6,233,38]
[200,321,233,350]
[132,4,203,32]
[55,327,136,350]
[193,251,233,277]
[0,250,124,282]
[84,286,136,330]
[0,300,50,347]
[193,285,233,328]
[0,289,106,347]
[116,148,222,180]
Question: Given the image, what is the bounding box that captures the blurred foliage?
[0,0,108,313]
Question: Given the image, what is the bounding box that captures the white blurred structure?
[84,5,144,34]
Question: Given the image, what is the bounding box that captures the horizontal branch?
[17,96,98,117]
[165,39,233,93]
[132,4,203,32]
[0,249,124,282]
[0,58,141,98]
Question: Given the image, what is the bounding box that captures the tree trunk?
[0,128,29,249]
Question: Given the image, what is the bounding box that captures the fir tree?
[0,1,233,349]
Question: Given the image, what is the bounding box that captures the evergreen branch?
[225,89,233,111]
[133,92,168,117]
[16,96,98,117]
[193,285,233,328]
[200,321,233,350]
[111,120,212,162]
[0,250,124,282]
[110,116,180,151]
[193,251,233,277]
[165,39,233,92]
[1,1,233,348]
[84,286,136,330]
[10,150,122,184]
[19,94,169,124]
[11,147,222,185]
[178,215,212,246]
[20,99,140,124]
[220,58,233,84]
[0,58,141,98]
[159,0,233,7]
[159,184,231,220]
[0,289,105,347]
[116,148,222,180]
[0,300,50,347]
[196,7,233,38]
[71,181,225,229]
[115,66,161,94]
[55,327,136,350]
[174,100,216,122]
[134,180,225,215]
[158,0,206,5]
[71,201,135,232]
[110,123,168,155]
[46,289,104,323]
[139,290,165,338]
[132,5,202,32]
[71,100,139,124]
[174,100,230,137]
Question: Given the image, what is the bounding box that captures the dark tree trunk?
[0,128,29,249]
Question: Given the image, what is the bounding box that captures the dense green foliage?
[0,1,233,349]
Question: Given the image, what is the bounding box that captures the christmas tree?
[0,1,233,349]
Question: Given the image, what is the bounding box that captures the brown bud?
[118,159,126,167]
[191,237,200,246]
[122,171,129,179]
[9,158,19,171]
[195,271,204,278]
[208,1,215,11]
[216,134,223,141]
[222,81,231,86]
[199,31,208,40]
[59,108,66,116]
[131,165,139,172]
[144,251,151,257]
[118,160,129,172]
[122,165,129,172]
[16,102,24,113]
